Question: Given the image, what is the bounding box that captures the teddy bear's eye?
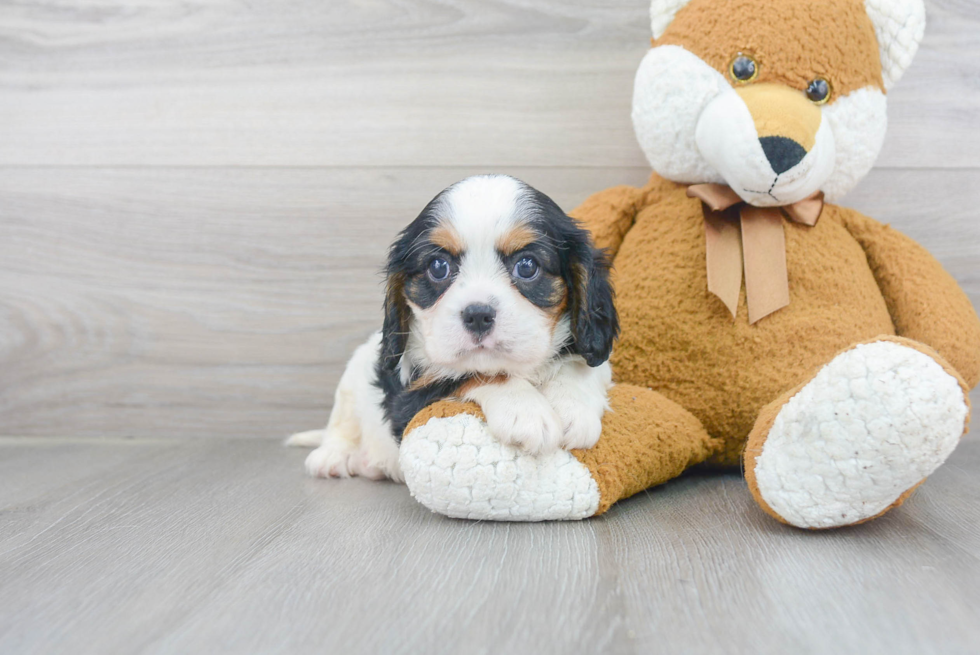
[729,55,758,83]
[806,77,832,104]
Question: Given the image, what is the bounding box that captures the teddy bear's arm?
[842,210,980,388]
[569,185,647,259]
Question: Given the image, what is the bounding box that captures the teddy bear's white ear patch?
[650,0,694,39]
[865,0,926,89]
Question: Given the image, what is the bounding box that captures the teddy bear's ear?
[650,0,693,40]
[864,0,926,89]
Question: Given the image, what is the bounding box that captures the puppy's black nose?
[759,136,807,174]
[462,303,495,338]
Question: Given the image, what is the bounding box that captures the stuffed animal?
[397,0,980,527]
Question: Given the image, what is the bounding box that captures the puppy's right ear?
[378,192,443,377]
[379,272,411,376]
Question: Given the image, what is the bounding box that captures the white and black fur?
[286,175,618,482]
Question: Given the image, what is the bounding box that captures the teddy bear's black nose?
[759,136,808,174]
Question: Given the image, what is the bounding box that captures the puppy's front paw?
[557,405,603,450]
[483,391,563,455]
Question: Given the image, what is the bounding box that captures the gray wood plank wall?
[1,0,978,439]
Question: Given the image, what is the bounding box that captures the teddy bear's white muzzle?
[695,89,837,207]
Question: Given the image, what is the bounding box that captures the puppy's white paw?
[557,405,603,450]
[348,455,387,481]
[305,440,355,478]
[304,428,403,482]
[539,358,610,451]
[348,442,404,483]
[483,390,563,455]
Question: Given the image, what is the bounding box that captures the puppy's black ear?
[379,271,411,377]
[376,192,446,382]
[377,217,422,380]
[566,231,619,367]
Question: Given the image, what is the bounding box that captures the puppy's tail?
[283,429,325,448]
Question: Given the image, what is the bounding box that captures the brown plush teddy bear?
[397,0,980,528]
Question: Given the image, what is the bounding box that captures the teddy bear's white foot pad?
[753,341,968,529]
[399,413,600,521]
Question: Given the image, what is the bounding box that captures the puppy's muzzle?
[462,303,495,340]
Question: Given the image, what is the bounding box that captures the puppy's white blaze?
[442,174,523,249]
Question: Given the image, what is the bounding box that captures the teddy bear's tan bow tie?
[687,184,824,324]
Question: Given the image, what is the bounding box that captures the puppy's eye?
[512,256,539,280]
[806,77,832,104]
[427,258,450,281]
[729,54,758,83]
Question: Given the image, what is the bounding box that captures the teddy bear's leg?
[398,384,720,521]
[744,336,971,529]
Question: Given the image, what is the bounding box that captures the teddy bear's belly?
[610,202,895,464]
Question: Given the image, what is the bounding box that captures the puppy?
[286,174,618,482]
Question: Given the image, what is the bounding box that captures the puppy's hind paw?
[304,443,354,479]
[348,449,403,482]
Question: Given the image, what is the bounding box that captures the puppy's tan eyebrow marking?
[430,223,464,256]
[496,223,539,255]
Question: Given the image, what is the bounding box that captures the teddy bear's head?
[632,0,924,205]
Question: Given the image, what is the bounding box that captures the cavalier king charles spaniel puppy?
[287,174,618,482]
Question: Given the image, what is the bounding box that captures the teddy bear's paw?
[748,340,969,529]
[399,412,600,521]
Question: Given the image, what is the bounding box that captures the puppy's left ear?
[565,230,619,367]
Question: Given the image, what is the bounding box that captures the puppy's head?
[380,175,617,382]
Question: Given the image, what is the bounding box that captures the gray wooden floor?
[1,436,979,655]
